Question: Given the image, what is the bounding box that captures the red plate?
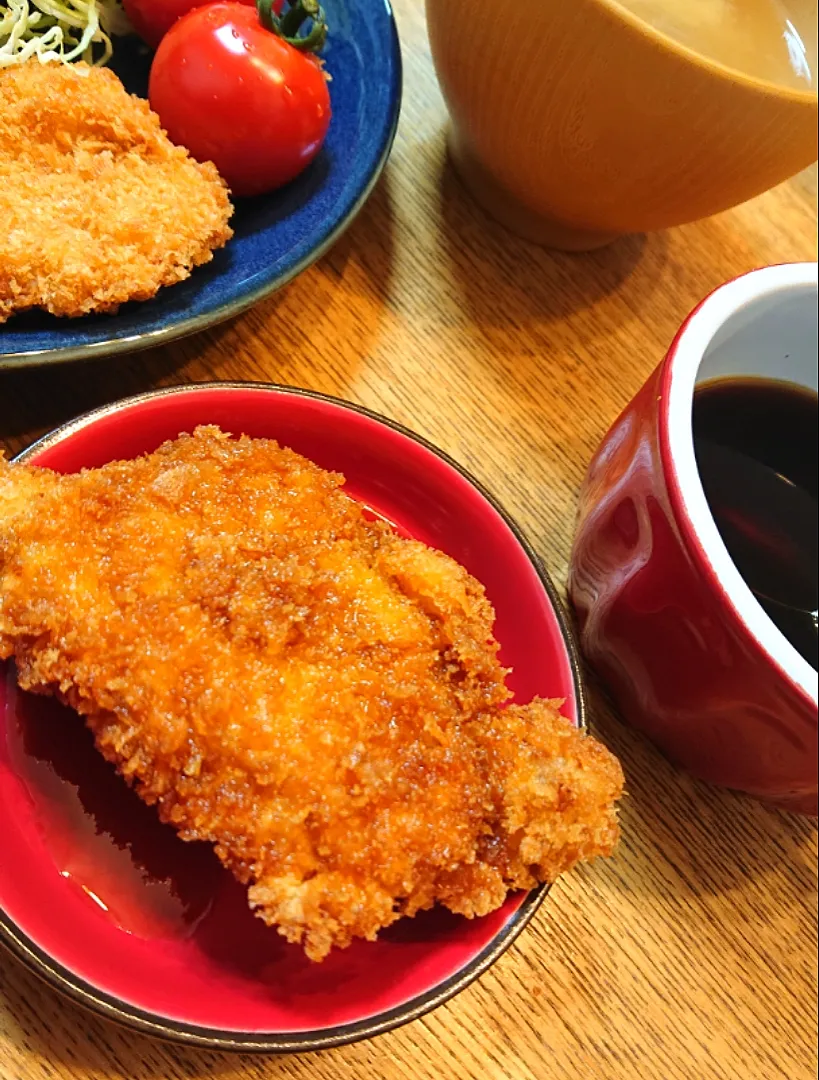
[0,383,583,1052]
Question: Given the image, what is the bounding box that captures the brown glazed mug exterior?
[569,264,818,814]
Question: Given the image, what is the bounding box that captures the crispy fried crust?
[0,430,623,960]
[0,61,233,322]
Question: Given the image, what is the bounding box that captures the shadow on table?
[317,166,398,304]
[0,341,196,451]
[196,167,399,397]
[0,168,399,452]
[580,662,817,906]
[431,132,668,334]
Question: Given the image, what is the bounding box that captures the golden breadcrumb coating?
[0,61,233,323]
[0,430,623,961]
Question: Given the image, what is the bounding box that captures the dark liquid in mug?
[692,376,818,668]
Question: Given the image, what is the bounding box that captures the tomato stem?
[257,0,328,53]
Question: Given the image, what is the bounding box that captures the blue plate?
[0,2,401,369]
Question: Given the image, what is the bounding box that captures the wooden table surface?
[1,4,817,1078]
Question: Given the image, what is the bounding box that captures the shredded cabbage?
[0,0,130,67]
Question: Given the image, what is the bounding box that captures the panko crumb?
[0,430,624,961]
[0,60,233,323]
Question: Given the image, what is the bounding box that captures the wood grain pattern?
[425,0,819,244]
[1,3,817,1078]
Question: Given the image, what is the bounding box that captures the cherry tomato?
[122,0,269,48]
[149,2,331,197]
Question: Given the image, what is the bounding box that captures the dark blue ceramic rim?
[0,382,587,1053]
[0,6,402,371]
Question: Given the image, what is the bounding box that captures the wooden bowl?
[426,0,818,250]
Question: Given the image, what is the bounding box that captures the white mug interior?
[666,262,818,704]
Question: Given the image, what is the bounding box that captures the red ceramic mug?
[569,263,818,815]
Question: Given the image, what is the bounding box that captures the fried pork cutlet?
[0,429,623,961]
[0,61,233,323]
